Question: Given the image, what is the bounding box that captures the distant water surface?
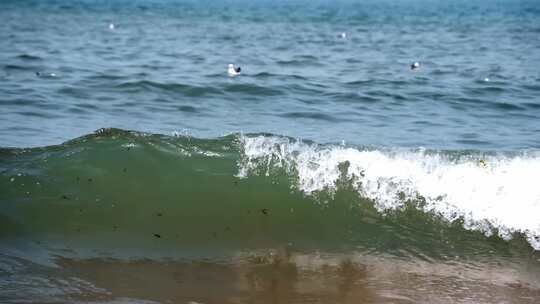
[1,0,539,149]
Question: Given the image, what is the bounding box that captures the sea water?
[1,0,540,303]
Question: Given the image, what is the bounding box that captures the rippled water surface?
[1,0,539,149]
[2,1,540,303]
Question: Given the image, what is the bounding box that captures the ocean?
[1,0,540,303]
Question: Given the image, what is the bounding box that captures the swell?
[114,80,223,97]
[14,54,42,61]
[0,129,539,260]
[111,80,286,97]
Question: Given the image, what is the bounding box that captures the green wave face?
[2,128,540,303]
[0,129,537,262]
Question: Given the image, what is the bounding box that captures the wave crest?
[238,135,540,249]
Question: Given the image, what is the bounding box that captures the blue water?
[2,1,540,303]
[1,0,539,149]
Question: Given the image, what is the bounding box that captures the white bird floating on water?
[109,23,115,30]
[228,64,241,76]
[35,72,57,78]
[410,61,420,70]
[484,77,490,82]
[338,32,347,39]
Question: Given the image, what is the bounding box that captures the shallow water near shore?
[1,0,540,303]
[1,130,540,303]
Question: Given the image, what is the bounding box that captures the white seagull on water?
[228,64,241,76]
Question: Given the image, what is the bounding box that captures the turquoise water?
[1,1,540,303]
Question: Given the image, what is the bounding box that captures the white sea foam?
[237,135,540,250]
[121,143,137,148]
